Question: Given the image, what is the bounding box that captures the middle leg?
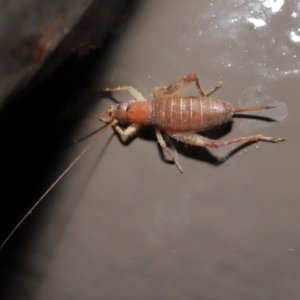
[103,85,146,101]
[194,76,222,97]
[152,74,200,100]
[155,128,183,173]
[152,74,223,100]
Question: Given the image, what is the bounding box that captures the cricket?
[1,73,285,249]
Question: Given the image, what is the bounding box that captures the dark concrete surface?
[0,1,298,299]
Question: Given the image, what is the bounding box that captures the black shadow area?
[0,1,143,298]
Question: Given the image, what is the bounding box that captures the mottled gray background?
[0,1,298,299]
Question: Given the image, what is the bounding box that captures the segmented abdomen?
[150,97,233,132]
[123,97,234,132]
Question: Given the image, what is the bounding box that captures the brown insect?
[0,74,285,249]
[100,73,284,172]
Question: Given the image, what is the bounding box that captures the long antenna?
[0,120,115,250]
[71,109,111,127]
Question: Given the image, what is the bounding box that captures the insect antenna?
[0,118,116,250]
[234,105,277,114]
[71,108,111,127]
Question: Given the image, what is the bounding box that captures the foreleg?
[103,86,145,101]
[103,85,145,137]
[113,123,141,139]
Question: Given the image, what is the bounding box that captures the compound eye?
[117,103,128,111]
[126,104,131,112]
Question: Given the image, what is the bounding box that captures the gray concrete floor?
[1,1,298,299]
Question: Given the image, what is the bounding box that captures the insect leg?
[166,132,285,148]
[102,117,141,140]
[155,128,183,173]
[152,86,167,100]
[99,117,113,123]
[103,86,145,100]
[167,132,218,147]
[113,123,141,138]
[104,86,146,138]
[213,135,285,146]
[152,74,223,99]
[152,74,200,100]
[194,76,223,97]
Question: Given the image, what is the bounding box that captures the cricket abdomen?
[113,97,234,132]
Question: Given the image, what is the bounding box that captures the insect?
[0,74,285,249]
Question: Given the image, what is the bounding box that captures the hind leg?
[166,132,285,148]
